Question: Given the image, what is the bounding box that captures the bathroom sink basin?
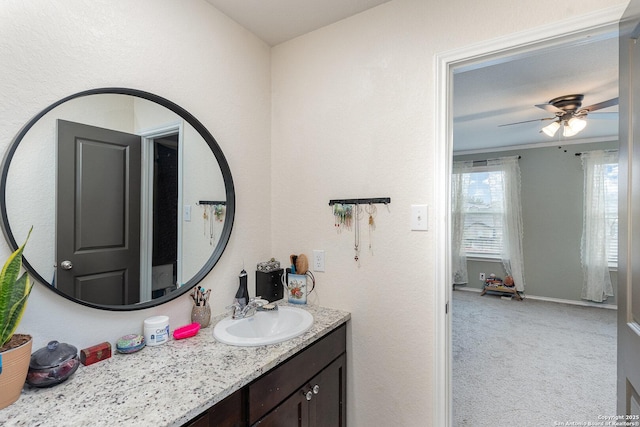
[213,306,314,346]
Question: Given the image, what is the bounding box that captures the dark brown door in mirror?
[56,120,141,305]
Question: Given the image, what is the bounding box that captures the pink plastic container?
[173,322,201,340]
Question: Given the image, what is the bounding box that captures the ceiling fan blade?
[535,103,563,113]
[582,97,618,112]
[498,117,555,127]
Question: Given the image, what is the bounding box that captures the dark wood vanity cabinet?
[183,323,347,427]
[252,354,346,427]
[184,388,245,427]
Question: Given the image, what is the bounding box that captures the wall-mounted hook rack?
[197,200,227,205]
[328,197,390,206]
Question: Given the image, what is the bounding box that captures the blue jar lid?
[116,334,146,354]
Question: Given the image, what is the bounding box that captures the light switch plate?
[411,204,428,231]
[183,205,192,222]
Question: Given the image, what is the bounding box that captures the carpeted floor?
[452,289,617,426]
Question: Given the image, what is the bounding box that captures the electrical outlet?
[479,272,485,281]
[313,250,325,272]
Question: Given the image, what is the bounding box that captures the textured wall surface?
[270,0,626,425]
[0,0,628,426]
[0,0,272,351]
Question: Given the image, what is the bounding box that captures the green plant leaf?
[0,273,31,345]
[0,228,33,347]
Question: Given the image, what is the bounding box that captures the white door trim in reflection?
[139,122,184,303]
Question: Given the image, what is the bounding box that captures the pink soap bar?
[173,322,201,340]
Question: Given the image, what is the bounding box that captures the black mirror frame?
[0,87,235,311]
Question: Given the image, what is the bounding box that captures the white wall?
[0,0,272,352]
[270,0,626,425]
[0,0,628,426]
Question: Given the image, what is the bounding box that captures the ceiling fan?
[499,94,618,137]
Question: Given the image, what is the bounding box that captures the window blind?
[458,169,505,257]
[603,162,618,265]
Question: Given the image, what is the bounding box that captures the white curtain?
[580,150,617,302]
[451,157,524,291]
[487,156,526,292]
[451,161,473,284]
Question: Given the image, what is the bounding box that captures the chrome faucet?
[227,297,266,319]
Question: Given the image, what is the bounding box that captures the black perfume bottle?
[235,269,249,308]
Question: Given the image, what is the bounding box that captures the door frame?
[138,122,184,302]
[433,6,626,426]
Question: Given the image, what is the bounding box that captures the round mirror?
[0,88,235,311]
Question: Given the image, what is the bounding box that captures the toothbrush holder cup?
[191,304,211,328]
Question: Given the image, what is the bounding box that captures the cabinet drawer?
[248,324,346,425]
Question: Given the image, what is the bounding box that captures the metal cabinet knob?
[60,260,73,270]
[301,384,320,401]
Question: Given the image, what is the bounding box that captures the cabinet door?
[183,412,210,427]
[209,389,246,427]
[309,354,346,427]
[252,391,309,427]
[248,324,346,424]
[253,354,346,427]
[183,389,245,427]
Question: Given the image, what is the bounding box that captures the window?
[602,162,618,266]
[457,168,506,258]
[452,156,525,289]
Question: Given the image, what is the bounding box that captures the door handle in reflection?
[60,260,73,270]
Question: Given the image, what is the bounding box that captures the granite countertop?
[0,303,350,427]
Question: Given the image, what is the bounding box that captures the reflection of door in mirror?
[56,120,142,305]
[56,121,183,305]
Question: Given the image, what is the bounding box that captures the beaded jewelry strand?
[365,203,377,252]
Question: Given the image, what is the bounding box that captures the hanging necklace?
[209,204,215,245]
[354,205,361,263]
[202,205,208,237]
[365,203,377,252]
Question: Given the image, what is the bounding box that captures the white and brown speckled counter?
[0,303,350,427]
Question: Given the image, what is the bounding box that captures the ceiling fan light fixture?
[542,121,560,137]
[566,116,587,134]
[562,125,578,137]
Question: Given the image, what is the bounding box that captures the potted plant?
[0,228,33,409]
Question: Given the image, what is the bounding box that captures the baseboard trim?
[455,286,617,310]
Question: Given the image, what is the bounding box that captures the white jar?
[144,315,170,346]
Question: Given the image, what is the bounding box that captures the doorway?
[139,124,184,302]
[433,7,625,426]
[151,134,179,299]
